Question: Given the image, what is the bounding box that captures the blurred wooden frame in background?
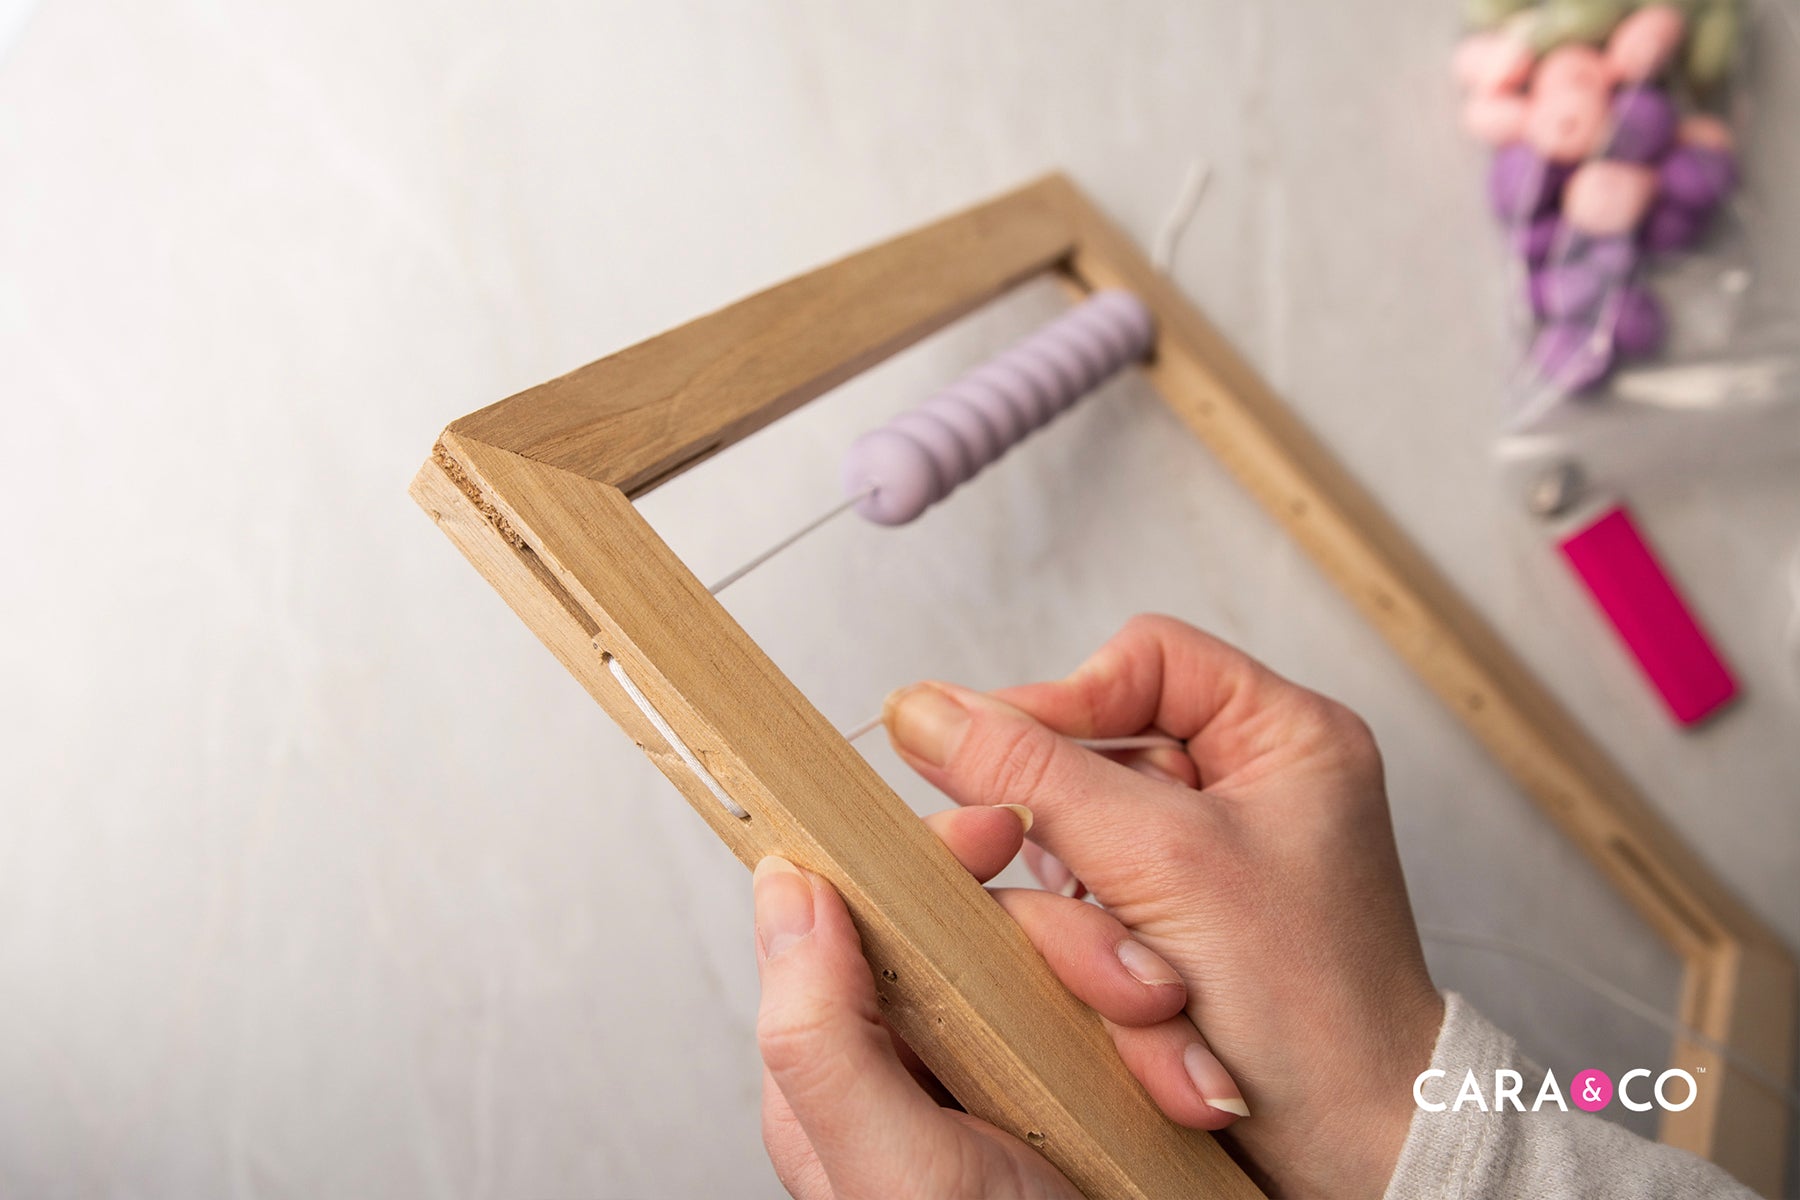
[410,174,1794,1198]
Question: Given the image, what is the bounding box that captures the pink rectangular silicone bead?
[1558,504,1738,726]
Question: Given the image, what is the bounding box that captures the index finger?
[993,613,1336,789]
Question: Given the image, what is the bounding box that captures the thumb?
[752,857,946,1193]
[883,683,1196,901]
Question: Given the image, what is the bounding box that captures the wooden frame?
[411,174,1794,1198]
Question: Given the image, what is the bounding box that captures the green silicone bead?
[1531,0,1631,49]
[1685,3,1739,91]
[1464,0,1535,30]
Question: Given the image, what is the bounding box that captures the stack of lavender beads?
[1455,2,1742,395]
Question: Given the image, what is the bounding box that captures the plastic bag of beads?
[1452,1,1800,729]
[1453,0,1800,482]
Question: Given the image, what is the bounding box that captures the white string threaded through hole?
[605,654,748,819]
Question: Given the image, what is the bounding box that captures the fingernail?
[1036,850,1074,894]
[1133,751,1188,787]
[1115,938,1182,987]
[884,683,971,768]
[1183,1042,1250,1118]
[753,856,815,960]
[997,803,1034,834]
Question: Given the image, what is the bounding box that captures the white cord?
[842,713,884,743]
[1421,926,1800,1106]
[1078,735,1186,751]
[708,487,874,595]
[1152,160,1212,275]
[841,713,1181,754]
[605,655,749,819]
[607,655,1791,1092]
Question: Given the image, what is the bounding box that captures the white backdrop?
[3,2,1797,1196]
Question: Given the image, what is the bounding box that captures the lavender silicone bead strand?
[842,290,1156,525]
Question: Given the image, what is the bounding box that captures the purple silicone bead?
[920,393,1003,468]
[843,428,942,525]
[888,410,971,499]
[1578,235,1639,281]
[1607,87,1678,163]
[1489,144,1570,223]
[1088,291,1157,367]
[1611,285,1666,358]
[1641,196,1706,253]
[1530,322,1615,395]
[1023,337,1094,402]
[844,290,1155,525]
[1513,215,1561,266]
[1057,316,1116,383]
[1001,341,1083,419]
[944,375,1028,446]
[972,358,1055,427]
[1659,145,1737,211]
[1006,348,1072,419]
[1531,262,1608,320]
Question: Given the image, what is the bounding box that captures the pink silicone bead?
[1526,47,1611,161]
[1454,32,1535,94]
[1535,44,1610,97]
[1563,160,1658,235]
[1605,5,1687,83]
[1677,113,1735,152]
[1524,84,1608,162]
[1464,92,1530,144]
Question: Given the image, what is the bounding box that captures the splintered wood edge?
[415,174,1794,1196]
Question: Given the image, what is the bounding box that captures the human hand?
[753,795,1246,1199]
[879,614,1443,1199]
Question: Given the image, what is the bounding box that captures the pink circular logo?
[1572,1069,1613,1112]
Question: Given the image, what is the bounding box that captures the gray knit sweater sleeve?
[1383,993,1756,1200]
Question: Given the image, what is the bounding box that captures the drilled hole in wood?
[881,967,898,983]
[1025,1131,1046,1148]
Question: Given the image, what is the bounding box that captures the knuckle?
[1123,615,1180,644]
[1125,611,1199,643]
[756,1001,833,1080]
[1119,611,1181,651]
[1326,703,1381,767]
[974,722,1063,804]
[1131,812,1217,886]
[1299,694,1384,777]
[1286,690,1339,732]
